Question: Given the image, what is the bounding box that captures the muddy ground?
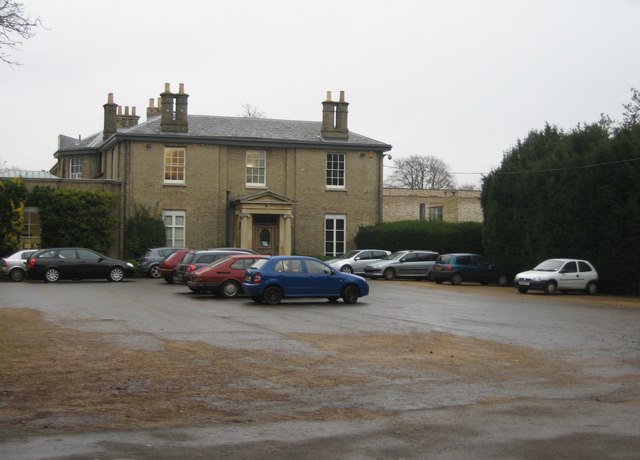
[0,307,575,435]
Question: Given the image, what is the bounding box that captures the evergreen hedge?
[356,220,483,255]
[482,122,640,294]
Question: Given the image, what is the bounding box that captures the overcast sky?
[2,0,639,186]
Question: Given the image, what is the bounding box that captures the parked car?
[139,247,183,278]
[208,247,259,254]
[187,254,270,297]
[158,248,192,284]
[242,255,369,305]
[174,250,248,284]
[1,249,36,282]
[431,253,513,286]
[363,250,439,280]
[325,249,391,274]
[27,247,135,283]
[514,258,598,295]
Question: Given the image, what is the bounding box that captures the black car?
[431,253,512,286]
[27,247,135,283]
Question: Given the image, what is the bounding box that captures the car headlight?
[127,262,134,268]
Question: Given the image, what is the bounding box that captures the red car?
[158,248,192,284]
[187,254,269,298]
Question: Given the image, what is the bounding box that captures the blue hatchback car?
[242,256,369,305]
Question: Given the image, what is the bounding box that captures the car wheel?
[517,287,528,294]
[586,281,597,295]
[263,286,283,305]
[383,268,395,280]
[108,266,125,282]
[44,267,60,283]
[342,285,359,304]
[450,272,463,285]
[9,268,25,282]
[496,274,509,287]
[220,280,241,298]
[544,281,557,295]
[148,264,161,278]
[340,265,353,274]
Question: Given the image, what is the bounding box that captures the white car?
[514,258,598,295]
[326,249,391,274]
[1,249,37,282]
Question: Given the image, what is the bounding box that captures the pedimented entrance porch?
[231,191,294,255]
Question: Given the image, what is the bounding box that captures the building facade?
[383,188,483,223]
[52,84,392,257]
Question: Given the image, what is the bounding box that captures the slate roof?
[57,114,391,153]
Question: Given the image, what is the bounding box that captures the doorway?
[252,215,279,255]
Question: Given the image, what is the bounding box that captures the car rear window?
[437,255,451,264]
[250,259,269,269]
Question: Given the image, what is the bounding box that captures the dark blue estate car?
[242,256,369,305]
[430,253,513,286]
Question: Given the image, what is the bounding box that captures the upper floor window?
[70,158,83,179]
[164,147,185,184]
[326,153,345,188]
[246,150,266,186]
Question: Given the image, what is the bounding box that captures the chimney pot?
[179,83,185,94]
[132,106,137,116]
[325,91,332,101]
[339,91,345,102]
[117,106,122,115]
[107,92,114,104]
[148,98,155,108]
[164,82,171,93]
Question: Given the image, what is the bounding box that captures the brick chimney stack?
[147,97,161,119]
[116,105,140,129]
[103,92,118,140]
[160,82,189,133]
[321,90,349,139]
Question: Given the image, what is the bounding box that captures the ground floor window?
[429,206,443,221]
[20,206,41,249]
[324,214,346,256]
[163,210,186,246]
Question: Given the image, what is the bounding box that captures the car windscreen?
[533,259,564,271]
[335,250,360,260]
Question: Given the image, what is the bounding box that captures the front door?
[253,224,277,255]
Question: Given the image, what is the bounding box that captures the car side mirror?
[354,256,360,261]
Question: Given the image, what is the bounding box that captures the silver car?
[326,249,391,274]
[1,249,37,281]
[363,250,439,280]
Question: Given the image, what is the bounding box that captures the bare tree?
[239,103,266,118]
[0,0,43,66]
[385,154,455,189]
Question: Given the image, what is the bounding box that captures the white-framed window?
[70,158,83,179]
[429,206,443,221]
[326,153,345,188]
[246,150,266,186]
[163,210,186,246]
[164,147,186,184]
[324,214,346,256]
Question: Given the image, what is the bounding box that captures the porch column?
[279,213,292,255]
[239,213,253,250]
